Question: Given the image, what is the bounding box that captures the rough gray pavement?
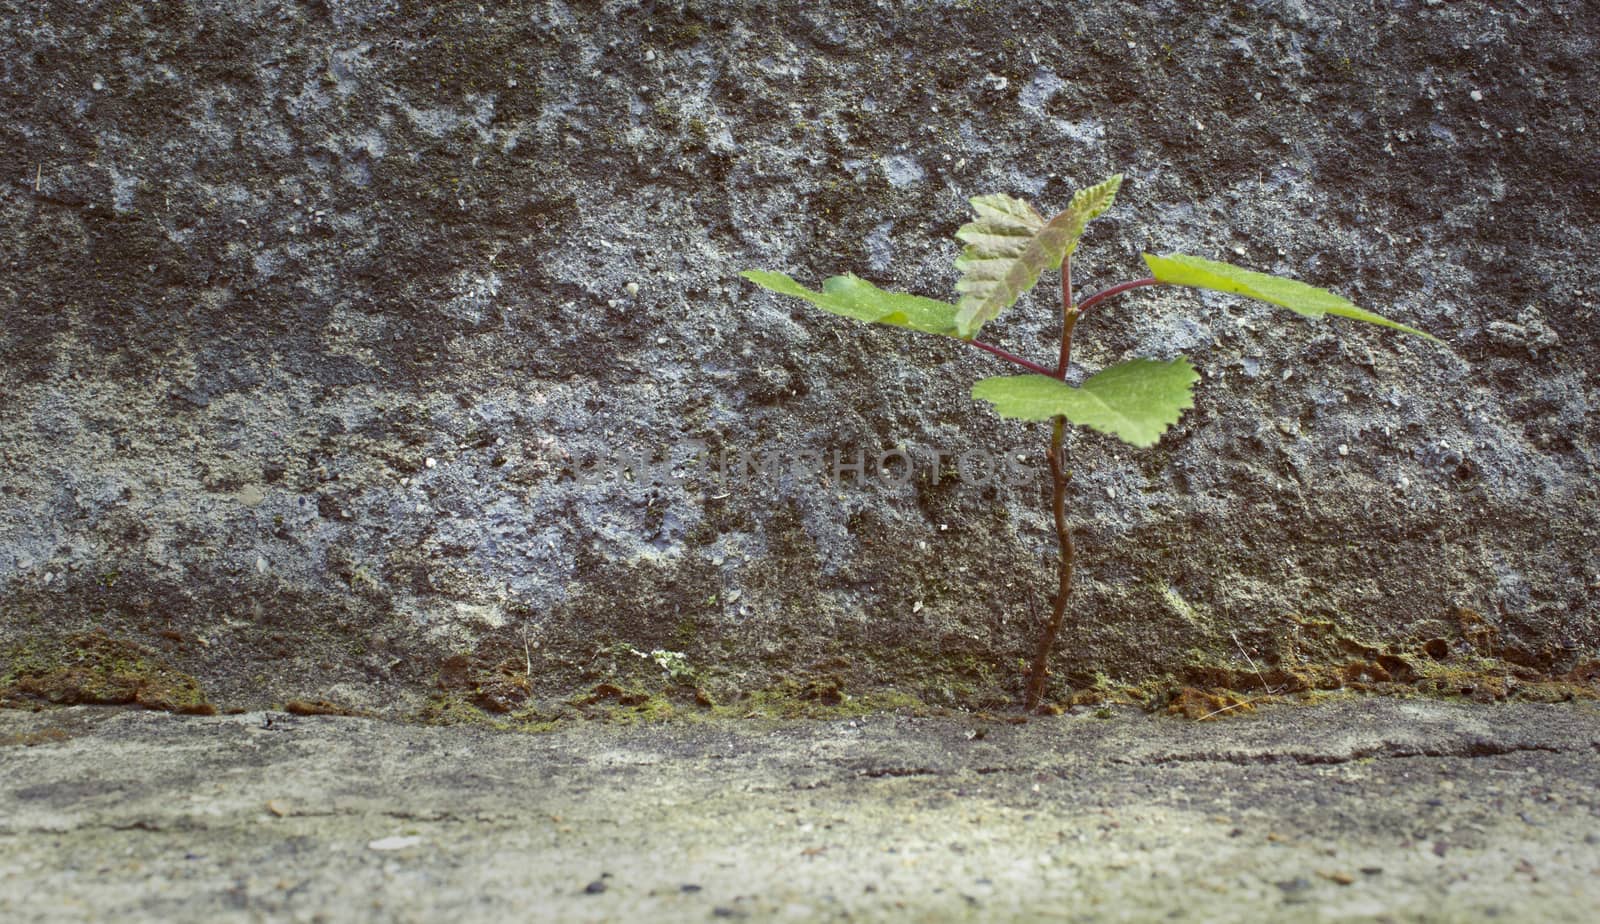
[3,698,1598,922]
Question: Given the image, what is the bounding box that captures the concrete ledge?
[3,698,1597,921]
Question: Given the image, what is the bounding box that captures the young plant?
[742,174,1435,712]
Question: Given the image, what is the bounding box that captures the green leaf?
[953,175,1123,339]
[971,357,1200,448]
[1143,253,1437,341]
[741,270,962,338]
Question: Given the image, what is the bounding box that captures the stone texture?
[2,700,1598,921]
[1,1,1596,712]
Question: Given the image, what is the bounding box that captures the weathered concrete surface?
[3,699,1598,922]
[1,0,1598,712]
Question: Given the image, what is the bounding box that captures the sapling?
[742,174,1434,712]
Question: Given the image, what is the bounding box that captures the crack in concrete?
[2,807,480,838]
[853,766,941,779]
[1143,740,1566,767]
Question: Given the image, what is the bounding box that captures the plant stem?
[1055,256,1075,376]
[1025,255,1080,711]
[1025,416,1074,711]
[1010,271,1162,707]
[967,339,1056,377]
[1077,276,1161,315]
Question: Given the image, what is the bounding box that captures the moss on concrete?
[403,592,1597,729]
[1,631,216,715]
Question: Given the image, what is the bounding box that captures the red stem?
[1024,254,1081,712]
[1001,269,1163,709]
[967,339,1056,377]
[1055,257,1075,376]
[1077,277,1161,315]
[967,275,1168,382]
[1024,417,1074,711]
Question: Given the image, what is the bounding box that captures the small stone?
[1338,444,1349,456]
[1470,89,1483,101]
[624,282,640,296]
[584,880,608,894]
[255,556,269,575]
[425,457,437,468]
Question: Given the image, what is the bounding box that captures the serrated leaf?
[1143,253,1436,341]
[953,175,1123,338]
[741,270,962,337]
[971,357,1199,448]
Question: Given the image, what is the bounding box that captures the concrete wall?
[2,0,1594,714]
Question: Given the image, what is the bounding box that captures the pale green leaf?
[741,270,962,337]
[1143,253,1436,341]
[971,357,1199,448]
[953,175,1124,338]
